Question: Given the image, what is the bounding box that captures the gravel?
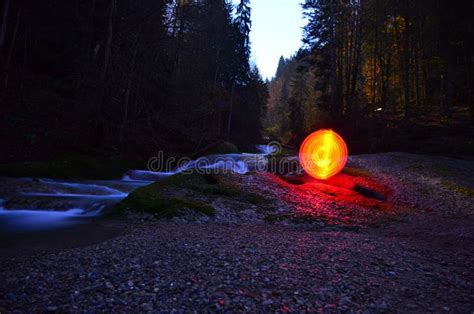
[1,223,473,312]
[1,152,473,312]
[348,152,474,216]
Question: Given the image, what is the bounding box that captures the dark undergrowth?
[0,153,145,180]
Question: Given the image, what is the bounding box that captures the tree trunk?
[329,0,338,118]
[371,0,379,113]
[466,21,474,124]
[3,6,20,90]
[413,0,422,116]
[402,0,411,118]
[442,50,454,118]
[226,82,235,140]
[101,0,115,81]
[0,0,10,50]
[87,0,97,58]
[348,2,362,115]
[379,52,391,112]
[122,40,139,136]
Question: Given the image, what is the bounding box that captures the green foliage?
[190,184,264,206]
[440,181,474,197]
[265,0,473,151]
[117,171,266,217]
[207,141,240,155]
[234,0,252,80]
[117,184,216,218]
[231,66,269,147]
[263,54,319,144]
[117,171,216,217]
[0,0,268,158]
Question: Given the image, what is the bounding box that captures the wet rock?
[353,184,386,201]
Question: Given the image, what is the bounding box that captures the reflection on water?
[0,208,85,233]
[20,192,127,199]
[37,178,126,195]
[0,179,144,232]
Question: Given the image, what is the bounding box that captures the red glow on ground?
[266,172,395,226]
[231,169,395,227]
[299,129,348,180]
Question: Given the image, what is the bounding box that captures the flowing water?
[0,146,273,233]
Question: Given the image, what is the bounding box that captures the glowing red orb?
[299,129,348,180]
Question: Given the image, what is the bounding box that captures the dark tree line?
[265,0,473,152]
[0,0,268,161]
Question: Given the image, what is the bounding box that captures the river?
[0,147,272,233]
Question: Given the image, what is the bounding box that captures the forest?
[0,0,267,163]
[0,0,473,162]
[0,1,473,312]
[266,0,473,154]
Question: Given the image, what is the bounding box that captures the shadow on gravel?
[0,218,128,259]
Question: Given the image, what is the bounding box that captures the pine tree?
[234,0,252,83]
[275,56,286,78]
[235,0,252,59]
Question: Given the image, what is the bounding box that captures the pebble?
[0,153,473,311]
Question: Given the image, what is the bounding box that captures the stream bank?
[1,152,473,312]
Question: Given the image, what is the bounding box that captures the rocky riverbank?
[1,152,473,311]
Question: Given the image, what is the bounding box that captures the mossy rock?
[207,141,240,154]
[276,147,297,156]
[0,153,143,179]
[440,180,474,197]
[342,167,372,178]
[117,183,216,218]
[163,171,264,203]
[116,171,265,218]
[182,173,265,205]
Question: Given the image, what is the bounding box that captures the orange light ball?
[299,129,348,180]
